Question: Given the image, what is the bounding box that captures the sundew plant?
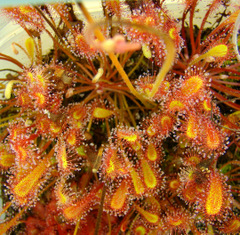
[0,0,240,234]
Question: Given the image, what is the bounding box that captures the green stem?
[94,184,106,235]
[127,53,144,77]
[220,160,240,171]
[122,94,137,127]
[73,219,80,235]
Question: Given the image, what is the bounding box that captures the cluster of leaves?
[0,0,240,234]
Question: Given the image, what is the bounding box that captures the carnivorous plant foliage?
[0,0,240,234]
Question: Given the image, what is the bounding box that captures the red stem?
[196,0,219,53]
[210,68,240,76]
[181,9,190,57]
[211,81,240,97]
[189,0,198,56]
[0,56,24,69]
[211,90,240,110]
